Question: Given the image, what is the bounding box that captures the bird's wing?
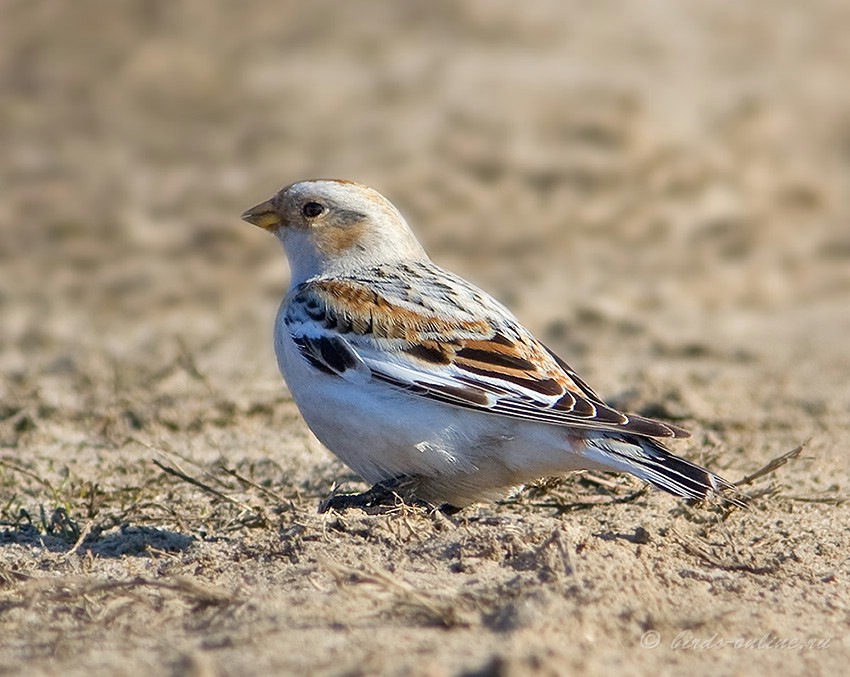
[284,277,690,439]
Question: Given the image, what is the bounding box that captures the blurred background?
[3,4,850,672]
[2,0,849,460]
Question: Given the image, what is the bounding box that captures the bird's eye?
[302,202,325,218]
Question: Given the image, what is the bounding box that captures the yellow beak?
[241,199,281,230]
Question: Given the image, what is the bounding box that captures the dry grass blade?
[139,440,259,514]
[581,472,632,491]
[501,474,651,512]
[671,529,777,574]
[0,567,33,585]
[175,335,215,392]
[320,557,470,627]
[218,464,288,506]
[0,575,237,612]
[152,460,238,506]
[734,443,805,488]
[89,576,236,606]
[135,438,233,490]
[0,458,56,491]
[151,459,270,529]
[784,495,848,505]
[529,486,650,512]
[63,520,95,559]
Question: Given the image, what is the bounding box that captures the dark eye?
[302,202,325,218]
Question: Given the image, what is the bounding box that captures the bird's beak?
[241,198,281,231]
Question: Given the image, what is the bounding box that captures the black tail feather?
[587,434,748,507]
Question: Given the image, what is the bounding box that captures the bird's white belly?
[273,323,592,505]
[276,328,488,481]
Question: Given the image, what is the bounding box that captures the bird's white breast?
[272,302,594,505]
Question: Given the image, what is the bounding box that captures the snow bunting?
[242,179,745,512]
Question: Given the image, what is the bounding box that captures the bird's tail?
[584,432,748,507]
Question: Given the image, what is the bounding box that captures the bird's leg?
[318,475,425,514]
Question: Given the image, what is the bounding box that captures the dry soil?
[1,2,849,675]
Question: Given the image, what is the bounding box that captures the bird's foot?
[318,475,421,514]
[318,476,461,515]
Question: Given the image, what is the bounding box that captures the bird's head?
[241,179,427,284]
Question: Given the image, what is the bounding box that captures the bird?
[241,179,745,513]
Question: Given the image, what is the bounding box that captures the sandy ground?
[2,1,849,675]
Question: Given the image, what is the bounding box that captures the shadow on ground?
[0,524,195,557]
